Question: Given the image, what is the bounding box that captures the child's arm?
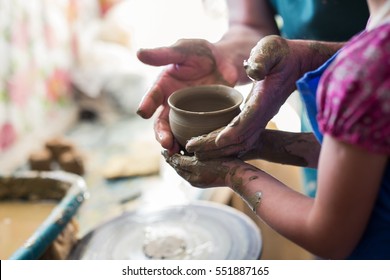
[193,129,321,168]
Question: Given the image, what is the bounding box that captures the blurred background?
[0,0,230,165]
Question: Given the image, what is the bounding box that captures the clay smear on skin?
[308,41,337,57]
[228,165,263,212]
[247,192,262,212]
[245,36,290,81]
[167,154,230,187]
[194,159,230,186]
[172,42,230,85]
[262,131,310,167]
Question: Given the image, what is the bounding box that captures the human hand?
[136,39,238,154]
[186,35,312,157]
[162,150,249,189]
[186,126,262,160]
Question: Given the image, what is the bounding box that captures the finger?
[215,92,261,148]
[187,91,262,155]
[154,106,174,150]
[168,154,197,171]
[185,127,224,153]
[194,143,246,160]
[186,127,246,158]
[164,154,200,181]
[137,46,186,66]
[162,152,195,182]
[245,35,288,81]
[155,106,182,155]
[137,82,165,119]
[243,60,267,81]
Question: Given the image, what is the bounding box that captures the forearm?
[226,161,353,259]
[224,162,316,254]
[240,129,321,168]
[246,37,345,83]
[302,40,345,72]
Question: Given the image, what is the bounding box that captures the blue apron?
[296,51,340,142]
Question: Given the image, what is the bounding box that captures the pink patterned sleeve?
[317,24,390,154]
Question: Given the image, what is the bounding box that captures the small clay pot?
[168,85,243,148]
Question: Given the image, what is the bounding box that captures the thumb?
[244,35,289,81]
[214,88,263,149]
[215,115,242,147]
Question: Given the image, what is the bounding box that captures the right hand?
[136,39,238,154]
[186,35,339,159]
[186,35,302,157]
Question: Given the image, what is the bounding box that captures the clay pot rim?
[168,85,243,116]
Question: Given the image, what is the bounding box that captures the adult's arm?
[216,0,280,84]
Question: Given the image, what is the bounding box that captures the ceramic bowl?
[168,85,243,148]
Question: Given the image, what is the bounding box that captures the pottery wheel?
[69,201,262,260]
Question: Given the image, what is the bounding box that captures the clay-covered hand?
[189,128,321,169]
[137,39,238,154]
[186,126,260,160]
[186,35,338,158]
[162,150,247,189]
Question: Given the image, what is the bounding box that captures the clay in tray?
[0,171,87,259]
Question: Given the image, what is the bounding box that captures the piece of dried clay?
[246,191,262,212]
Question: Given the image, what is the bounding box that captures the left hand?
[162,150,245,188]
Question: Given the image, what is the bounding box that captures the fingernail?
[136,108,146,118]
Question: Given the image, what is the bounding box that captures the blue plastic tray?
[0,171,88,260]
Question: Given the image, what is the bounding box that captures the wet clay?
[246,192,262,212]
[163,151,230,188]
